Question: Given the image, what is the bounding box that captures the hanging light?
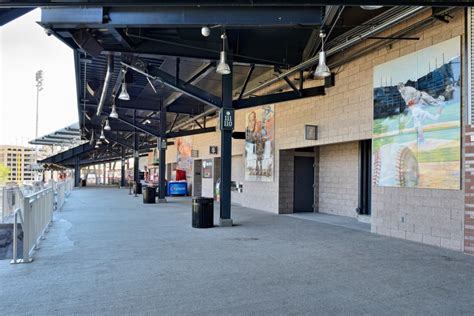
[100,129,105,140]
[109,99,119,119]
[95,143,99,149]
[118,68,130,100]
[314,31,331,78]
[97,139,102,145]
[104,119,111,131]
[216,33,231,75]
[360,5,383,10]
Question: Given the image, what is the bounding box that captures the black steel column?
[133,110,140,184]
[120,147,126,187]
[158,102,167,202]
[220,61,233,227]
[74,157,80,187]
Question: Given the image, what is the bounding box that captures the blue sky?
[0,9,77,146]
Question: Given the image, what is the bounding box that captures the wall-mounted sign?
[305,125,318,140]
[202,159,213,178]
[158,138,167,150]
[209,146,218,155]
[191,149,199,158]
[220,109,234,131]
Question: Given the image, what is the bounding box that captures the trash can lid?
[192,196,214,202]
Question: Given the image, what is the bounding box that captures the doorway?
[293,156,315,212]
[357,139,371,215]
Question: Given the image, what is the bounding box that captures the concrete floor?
[1,188,473,315]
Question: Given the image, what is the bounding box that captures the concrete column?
[74,157,80,187]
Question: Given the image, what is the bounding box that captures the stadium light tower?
[35,70,44,181]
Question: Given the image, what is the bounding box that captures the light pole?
[35,70,44,181]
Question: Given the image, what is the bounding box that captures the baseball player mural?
[245,104,275,182]
[372,37,461,190]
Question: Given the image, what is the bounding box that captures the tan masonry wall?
[464,126,474,255]
[370,10,465,252]
[164,9,466,251]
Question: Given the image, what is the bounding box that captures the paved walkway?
[1,188,473,315]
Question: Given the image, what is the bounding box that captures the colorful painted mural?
[372,37,461,189]
[245,104,275,182]
[176,137,193,176]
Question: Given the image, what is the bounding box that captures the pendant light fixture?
[216,33,231,75]
[118,68,130,100]
[109,98,119,119]
[100,129,105,140]
[104,118,111,131]
[360,6,383,10]
[314,31,331,78]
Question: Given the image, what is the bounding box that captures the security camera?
[201,26,211,37]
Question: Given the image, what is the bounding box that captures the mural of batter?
[245,105,275,182]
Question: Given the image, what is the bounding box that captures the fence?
[54,178,74,211]
[1,186,25,223]
[11,187,54,263]
[9,177,74,263]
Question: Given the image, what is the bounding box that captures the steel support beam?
[120,147,126,187]
[111,111,161,138]
[166,127,216,139]
[220,61,233,227]
[41,6,322,26]
[74,157,80,187]
[133,111,139,184]
[234,85,325,109]
[5,1,473,8]
[121,61,222,108]
[158,105,167,202]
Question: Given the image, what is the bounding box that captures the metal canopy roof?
[30,3,456,166]
[29,123,84,146]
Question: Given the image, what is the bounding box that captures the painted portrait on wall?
[245,104,275,182]
[176,137,193,176]
[372,37,461,189]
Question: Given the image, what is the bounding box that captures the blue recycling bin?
[167,181,188,196]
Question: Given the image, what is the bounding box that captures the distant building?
[0,145,45,183]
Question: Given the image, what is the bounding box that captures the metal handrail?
[11,187,54,264]
[10,207,24,264]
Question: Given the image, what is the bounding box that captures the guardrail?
[54,178,74,211]
[8,178,74,263]
[11,187,54,264]
[1,186,24,223]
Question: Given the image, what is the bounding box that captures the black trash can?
[133,182,142,194]
[192,197,214,228]
[81,179,86,187]
[143,186,156,204]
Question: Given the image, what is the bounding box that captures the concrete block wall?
[464,126,474,255]
[372,187,464,251]
[161,9,468,252]
[319,142,359,218]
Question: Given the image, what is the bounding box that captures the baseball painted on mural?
[372,37,461,190]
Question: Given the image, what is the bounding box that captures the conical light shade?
[314,51,331,78]
[216,51,231,75]
[95,144,99,148]
[100,129,105,140]
[118,82,130,100]
[96,139,102,145]
[104,119,111,131]
[110,103,119,119]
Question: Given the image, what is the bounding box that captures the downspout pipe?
[96,54,114,116]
